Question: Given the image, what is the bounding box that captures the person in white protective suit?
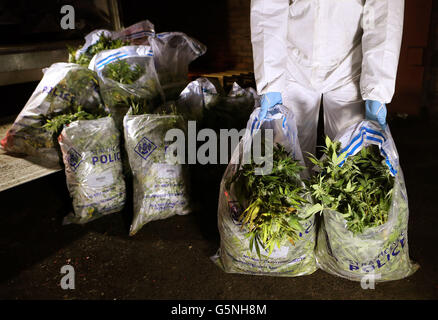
[251,0,405,159]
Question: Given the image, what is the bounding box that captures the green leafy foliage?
[43,106,107,138]
[103,60,144,85]
[226,144,309,257]
[133,101,179,117]
[68,34,129,67]
[307,136,394,234]
[99,60,162,126]
[44,67,102,110]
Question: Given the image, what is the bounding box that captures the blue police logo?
[67,148,82,171]
[134,137,157,160]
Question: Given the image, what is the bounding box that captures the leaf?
[325,135,332,149]
[338,151,348,164]
[288,216,304,232]
[249,233,254,252]
[308,156,320,166]
[254,235,261,258]
[302,203,324,219]
[331,150,338,165]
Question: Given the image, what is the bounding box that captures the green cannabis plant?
[103,60,144,85]
[68,34,129,67]
[43,106,107,138]
[99,58,162,127]
[227,144,309,257]
[308,136,394,234]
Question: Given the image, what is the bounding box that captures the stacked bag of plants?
[69,22,206,103]
[58,116,126,224]
[68,32,129,67]
[123,105,191,236]
[1,63,107,168]
[308,120,419,281]
[89,45,164,129]
[68,20,155,66]
[0,19,208,233]
[212,104,318,276]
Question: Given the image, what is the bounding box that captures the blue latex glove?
[365,100,387,130]
[259,92,282,120]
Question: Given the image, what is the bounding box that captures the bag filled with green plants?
[123,105,191,236]
[1,63,107,168]
[212,104,318,276]
[68,31,129,67]
[68,21,155,66]
[89,45,164,129]
[309,120,419,282]
[58,115,126,224]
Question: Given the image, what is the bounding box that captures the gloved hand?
[259,92,282,120]
[365,100,387,130]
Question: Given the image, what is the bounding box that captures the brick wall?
[225,0,254,71]
[427,0,438,117]
[122,1,254,73]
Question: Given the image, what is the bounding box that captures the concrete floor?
[0,116,437,300]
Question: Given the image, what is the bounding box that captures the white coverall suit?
[250,0,405,156]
